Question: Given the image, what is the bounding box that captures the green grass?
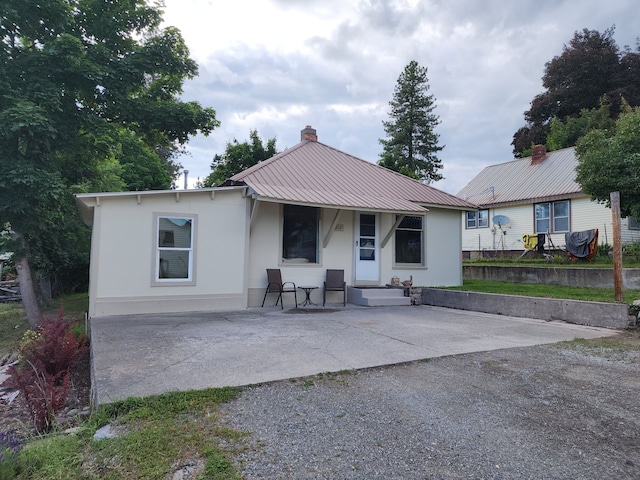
[11,388,243,479]
[0,303,29,356]
[441,279,640,304]
[0,293,89,357]
[556,333,640,357]
[463,255,640,268]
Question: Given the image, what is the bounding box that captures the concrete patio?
[89,305,617,405]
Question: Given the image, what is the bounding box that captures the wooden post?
[610,192,624,302]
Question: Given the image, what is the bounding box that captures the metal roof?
[456,147,586,207]
[227,139,477,213]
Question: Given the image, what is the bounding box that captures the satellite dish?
[492,215,510,227]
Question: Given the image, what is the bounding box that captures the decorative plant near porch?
[2,308,88,432]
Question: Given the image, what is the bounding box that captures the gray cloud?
[168,0,640,193]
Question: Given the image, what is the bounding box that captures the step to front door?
[347,287,411,306]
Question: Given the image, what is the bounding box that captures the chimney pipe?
[301,125,317,142]
[183,169,189,190]
[531,145,547,165]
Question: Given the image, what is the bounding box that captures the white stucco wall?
[248,204,464,306]
[86,189,249,316]
[83,190,466,313]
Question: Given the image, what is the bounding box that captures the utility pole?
[610,192,623,302]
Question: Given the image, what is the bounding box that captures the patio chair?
[323,269,346,306]
[261,269,297,309]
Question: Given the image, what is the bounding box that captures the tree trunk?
[16,255,42,328]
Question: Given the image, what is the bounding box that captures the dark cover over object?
[565,229,597,258]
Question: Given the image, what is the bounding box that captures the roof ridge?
[308,141,472,205]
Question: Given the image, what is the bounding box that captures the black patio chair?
[323,269,346,306]
[261,269,297,309]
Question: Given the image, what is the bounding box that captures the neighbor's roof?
[456,147,585,207]
[226,139,476,213]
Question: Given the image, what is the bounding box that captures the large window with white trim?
[155,215,195,283]
[395,215,424,265]
[535,200,569,233]
[466,210,489,229]
[282,204,319,263]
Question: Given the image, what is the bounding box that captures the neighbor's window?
[395,215,424,265]
[465,210,489,229]
[155,215,195,282]
[629,217,640,230]
[535,200,569,233]
[282,204,319,263]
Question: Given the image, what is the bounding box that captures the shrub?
[2,308,88,432]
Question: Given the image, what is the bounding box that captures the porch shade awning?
[248,183,428,214]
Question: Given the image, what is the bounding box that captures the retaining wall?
[422,288,633,329]
[463,265,640,289]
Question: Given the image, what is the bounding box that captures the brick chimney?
[301,125,317,142]
[531,144,547,165]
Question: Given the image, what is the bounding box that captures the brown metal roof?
[456,147,586,207]
[228,140,477,213]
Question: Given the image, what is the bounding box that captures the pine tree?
[378,60,444,182]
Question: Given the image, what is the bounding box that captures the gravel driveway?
[219,337,640,479]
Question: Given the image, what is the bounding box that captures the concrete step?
[348,287,411,306]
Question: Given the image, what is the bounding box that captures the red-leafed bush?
[2,308,88,432]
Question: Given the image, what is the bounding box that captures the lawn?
[2,389,244,479]
[442,279,640,304]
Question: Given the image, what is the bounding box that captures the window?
[395,215,423,264]
[465,210,489,229]
[282,205,319,263]
[535,200,569,233]
[155,215,195,283]
[629,217,640,230]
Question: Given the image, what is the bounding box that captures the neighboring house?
[457,145,640,257]
[75,126,476,317]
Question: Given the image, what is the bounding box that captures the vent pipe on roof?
[301,125,317,142]
[531,145,547,165]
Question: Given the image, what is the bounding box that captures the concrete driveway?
[90,305,616,405]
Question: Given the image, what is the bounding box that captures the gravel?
[218,341,640,479]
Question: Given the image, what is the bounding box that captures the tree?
[378,60,444,182]
[575,106,640,217]
[202,130,278,187]
[512,27,640,157]
[545,101,615,152]
[0,0,219,326]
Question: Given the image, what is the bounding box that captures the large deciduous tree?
[378,60,444,182]
[201,130,278,187]
[575,105,640,217]
[512,27,640,157]
[0,0,219,326]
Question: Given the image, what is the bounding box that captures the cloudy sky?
[161,0,639,194]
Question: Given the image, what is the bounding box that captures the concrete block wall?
[422,288,633,329]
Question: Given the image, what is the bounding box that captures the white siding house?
[457,146,640,257]
[76,126,477,317]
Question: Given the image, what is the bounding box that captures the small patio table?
[298,286,318,306]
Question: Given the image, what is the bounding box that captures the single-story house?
[75,126,477,317]
[457,145,640,257]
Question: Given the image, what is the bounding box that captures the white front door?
[355,212,380,283]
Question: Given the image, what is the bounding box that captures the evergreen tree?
[378,60,444,182]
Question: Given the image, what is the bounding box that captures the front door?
[355,212,380,283]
